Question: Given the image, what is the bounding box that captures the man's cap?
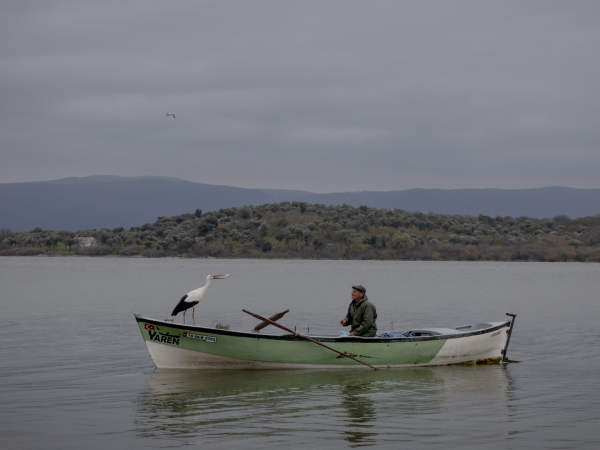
[352,285,366,294]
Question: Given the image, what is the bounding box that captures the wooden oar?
[252,309,290,332]
[242,309,376,370]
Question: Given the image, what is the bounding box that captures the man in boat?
[340,285,377,337]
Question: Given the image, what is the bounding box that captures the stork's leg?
[192,307,195,325]
[183,310,186,324]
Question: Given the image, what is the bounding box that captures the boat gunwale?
[135,314,510,343]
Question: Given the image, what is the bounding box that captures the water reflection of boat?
[135,314,512,369]
[136,367,512,445]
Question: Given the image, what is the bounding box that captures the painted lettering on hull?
[148,330,180,346]
[183,332,217,343]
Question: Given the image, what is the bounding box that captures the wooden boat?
[135,314,515,369]
[135,314,514,369]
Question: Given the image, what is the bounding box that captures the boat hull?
[135,315,510,369]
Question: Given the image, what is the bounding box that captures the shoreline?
[1,250,598,263]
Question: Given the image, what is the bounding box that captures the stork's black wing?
[171,294,190,316]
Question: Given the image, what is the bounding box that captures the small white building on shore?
[74,237,98,247]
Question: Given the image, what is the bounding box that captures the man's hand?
[340,319,347,326]
[349,332,356,336]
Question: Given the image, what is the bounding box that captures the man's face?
[351,289,364,302]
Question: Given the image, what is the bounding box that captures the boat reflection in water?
[136,366,513,447]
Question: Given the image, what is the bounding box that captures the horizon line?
[1,174,599,193]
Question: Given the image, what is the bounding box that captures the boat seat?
[454,323,492,331]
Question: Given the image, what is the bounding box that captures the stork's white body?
[185,280,212,305]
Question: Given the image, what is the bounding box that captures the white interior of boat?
[408,322,506,336]
[207,320,508,338]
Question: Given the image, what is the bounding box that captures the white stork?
[170,274,229,324]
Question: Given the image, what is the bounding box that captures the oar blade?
[252,309,290,332]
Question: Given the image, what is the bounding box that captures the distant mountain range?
[1,176,599,231]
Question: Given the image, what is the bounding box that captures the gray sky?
[1,1,599,192]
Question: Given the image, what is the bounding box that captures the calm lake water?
[1,257,599,449]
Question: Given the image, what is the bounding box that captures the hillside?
[1,201,599,262]
[1,176,600,231]
[0,176,307,232]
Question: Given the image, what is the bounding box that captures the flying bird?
[170,274,229,324]
[166,113,175,119]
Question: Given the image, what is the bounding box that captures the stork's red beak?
[212,274,229,279]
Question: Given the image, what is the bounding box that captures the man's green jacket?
[344,295,377,337]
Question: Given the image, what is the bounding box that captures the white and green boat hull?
[135,314,511,369]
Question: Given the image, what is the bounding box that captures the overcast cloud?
[1,1,599,192]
